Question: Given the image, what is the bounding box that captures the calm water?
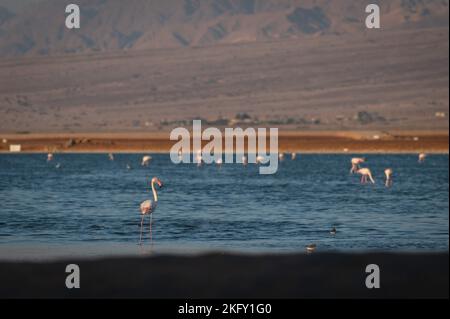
[0,154,448,253]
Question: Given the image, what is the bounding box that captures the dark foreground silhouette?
[0,252,448,298]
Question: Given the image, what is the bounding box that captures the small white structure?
[9,144,21,152]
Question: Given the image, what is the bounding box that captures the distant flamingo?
[357,168,375,184]
[418,153,427,163]
[384,168,393,187]
[139,177,163,245]
[279,153,285,161]
[256,155,265,164]
[108,153,114,161]
[141,155,152,166]
[350,157,365,174]
[47,153,53,162]
[196,150,203,167]
[291,153,297,160]
[242,155,248,166]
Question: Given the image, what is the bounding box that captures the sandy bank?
[0,131,448,154]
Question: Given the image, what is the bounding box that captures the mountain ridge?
[0,0,448,56]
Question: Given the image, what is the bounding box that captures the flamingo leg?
[149,213,153,246]
[139,215,145,245]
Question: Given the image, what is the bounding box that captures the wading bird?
[350,157,365,174]
[279,153,285,161]
[291,153,297,160]
[47,153,54,162]
[306,244,317,253]
[242,155,248,166]
[139,177,164,245]
[357,168,375,184]
[418,153,427,163]
[108,153,114,161]
[384,168,393,187]
[141,155,152,166]
[256,155,265,164]
[196,151,203,167]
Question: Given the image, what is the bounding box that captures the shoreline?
[0,130,448,154]
[0,251,447,298]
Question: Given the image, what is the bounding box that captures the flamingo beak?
[157,181,163,188]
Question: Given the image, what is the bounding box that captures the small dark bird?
[306,244,317,253]
[330,227,337,235]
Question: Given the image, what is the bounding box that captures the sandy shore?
[0,131,448,154]
[0,252,447,298]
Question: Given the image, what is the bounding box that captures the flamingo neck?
[151,181,158,202]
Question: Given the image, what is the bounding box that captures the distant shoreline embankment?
[0,131,448,154]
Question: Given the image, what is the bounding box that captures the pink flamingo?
[350,157,365,174]
[384,168,393,187]
[418,153,427,163]
[139,177,163,245]
[357,168,375,184]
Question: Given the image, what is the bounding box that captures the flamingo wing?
[140,199,155,214]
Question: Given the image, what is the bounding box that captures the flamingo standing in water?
[350,157,365,174]
[196,150,203,167]
[47,153,54,162]
[418,153,427,163]
[139,177,164,245]
[141,155,152,166]
[291,153,297,160]
[242,155,248,166]
[384,168,393,187]
[357,168,375,184]
[279,153,285,161]
[108,153,114,161]
[256,155,265,164]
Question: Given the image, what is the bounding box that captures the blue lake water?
[0,154,448,253]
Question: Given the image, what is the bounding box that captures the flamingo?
[291,153,297,160]
[350,157,365,174]
[357,168,375,184]
[418,153,427,163]
[279,153,285,161]
[47,153,53,162]
[384,168,393,187]
[196,154,203,167]
[139,177,164,245]
[141,155,152,166]
[108,153,114,161]
[242,155,248,166]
